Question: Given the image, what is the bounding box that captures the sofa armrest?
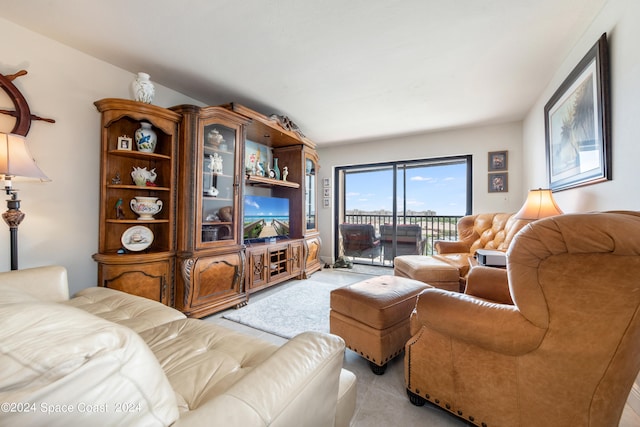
[0,265,69,302]
[465,266,513,304]
[434,240,469,254]
[412,288,544,355]
[174,331,347,427]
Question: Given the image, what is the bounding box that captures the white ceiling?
[0,0,607,146]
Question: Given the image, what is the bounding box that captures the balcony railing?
[340,214,462,265]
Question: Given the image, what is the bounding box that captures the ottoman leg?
[369,361,387,375]
[407,389,426,406]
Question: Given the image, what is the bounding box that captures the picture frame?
[488,151,508,171]
[323,197,330,208]
[323,177,330,187]
[117,136,132,151]
[545,33,611,192]
[244,140,272,176]
[323,187,331,197]
[488,172,508,193]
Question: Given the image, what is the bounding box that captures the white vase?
[135,122,157,153]
[131,72,155,104]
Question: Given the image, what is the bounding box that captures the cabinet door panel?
[99,261,169,304]
[247,249,268,291]
[192,253,243,307]
[305,236,322,276]
[290,241,304,276]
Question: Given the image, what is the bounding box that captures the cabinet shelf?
[202,195,233,201]
[106,219,170,224]
[202,221,233,226]
[204,146,233,155]
[108,149,171,161]
[108,184,171,192]
[245,174,300,188]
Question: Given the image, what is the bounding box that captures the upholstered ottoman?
[393,255,461,292]
[330,275,430,375]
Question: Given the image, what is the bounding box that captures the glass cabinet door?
[305,156,317,231]
[200,124,237,244]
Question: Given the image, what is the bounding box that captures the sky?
[344,162,468,216]
[244,194,290,218]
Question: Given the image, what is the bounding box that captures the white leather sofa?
[0,266,357,426]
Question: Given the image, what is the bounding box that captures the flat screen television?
[243,195,290,242]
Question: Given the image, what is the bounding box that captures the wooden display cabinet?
[269,145,322,276]
[93,99,180,305]
[227,103,323,280]
[171,105,251,318]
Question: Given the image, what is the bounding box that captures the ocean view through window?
[335,155,471,265]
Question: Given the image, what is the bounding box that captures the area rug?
[223,279,353,339]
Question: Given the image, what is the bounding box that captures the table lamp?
[515,188,563,220]
[0,132,49,270]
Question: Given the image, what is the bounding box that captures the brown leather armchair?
[433,212,531,279]
[405,211,640,427]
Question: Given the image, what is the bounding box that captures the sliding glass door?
[335,156,471,266]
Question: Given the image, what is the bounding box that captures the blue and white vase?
[135,122,157,153]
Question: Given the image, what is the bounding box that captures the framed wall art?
[488,172,508,193]
[488,151,508,171]
[544,33,611,191]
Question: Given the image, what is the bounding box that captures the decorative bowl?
[130,196,163,220]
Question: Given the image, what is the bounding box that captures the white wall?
[522,0,640,213]
[0,17,204,295]
[317,122,524,263]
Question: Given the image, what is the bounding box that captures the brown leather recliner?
[433,212,531,279]
[405,211,640,427]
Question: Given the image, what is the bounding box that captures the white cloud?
[410,176,434,182]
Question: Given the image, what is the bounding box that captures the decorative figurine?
[282,166,288,181]
[115,198,125,219]
[111,173,122,185]
[211,153,223,175]
[205,154,219,196]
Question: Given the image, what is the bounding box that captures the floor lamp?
[0,132,49,270]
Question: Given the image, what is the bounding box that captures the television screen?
[244,195,290,241]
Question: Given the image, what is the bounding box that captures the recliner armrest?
[0,265,69,302]
[465,266,512,304]
[412,288,544,355]
[434,240,470,254]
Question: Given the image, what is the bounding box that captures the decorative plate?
[121,225,154,251]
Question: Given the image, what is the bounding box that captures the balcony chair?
[380,224,426,264]
[339,223,382,264]
[404,211,640,427]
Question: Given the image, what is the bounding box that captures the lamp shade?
[515,188,563,220]
[0,133,49,180]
